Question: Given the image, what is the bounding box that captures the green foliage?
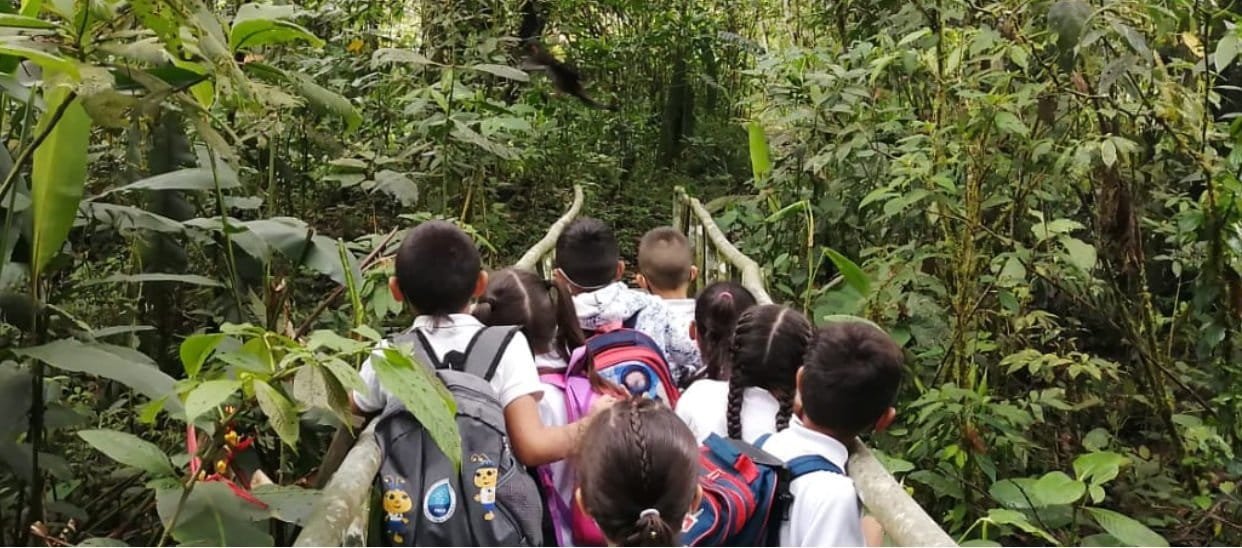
[371,347,461,471]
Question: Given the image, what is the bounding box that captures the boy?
[636,226,698,325]
[760,321,902,547]
[553,217,703,384]
[352,220,610,466]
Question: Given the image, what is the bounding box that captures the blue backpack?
[680,433,844,547]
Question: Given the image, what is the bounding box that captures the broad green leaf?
[990,477,1041,508]
[371,170,419,206]
[372,347,460,470]
[372,48,437,67]
[1084,507,1167,547]
[747,121,772,185]
[1059,237,1097,271]
[984,508,1059,545]
[77,429,174,477]
[1073,451,1128,485]
[823,247,871,296]
[470,63,529,82]
[85,273,223,288]
[0,43,77,77]
[1100,139,1117,167]
[19,0,40,17]
[30,83,90,277]
[293,363,347,418]
[252,484,319,526]
[998,255,1027,285]
[0,14,55,28]
[94,168,240,198]
[321,357,367,394]
[15,340,179,410]
[1082,428,1111,451]
[81,202,185,234]
[156,482,273,546]
[254,379,299,447]
[77,538,129,546]
[1047,0,1092,49]
[994,111,1029,137]
[284,70,361,132]
[179,333,227,378]
[1215,33,1239,71]
[229,4,322,51]
[1031,471,1085,506]
[183,379,241,424]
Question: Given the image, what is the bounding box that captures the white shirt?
[674,379,781,444]
[353,314,544,413]
[663,297,696,327]
[761,418,863,547]
[534,353,575,546]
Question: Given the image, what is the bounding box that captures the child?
[687,281,757,382]
[575,397,701,547]
[760,321,903,547]
[554,217,702,384]
[635,227,698,324]
[351,221,610,467]
[473,267,617,546]
[675,304,811,443]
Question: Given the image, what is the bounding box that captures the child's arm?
[662,316,702,384]
[503,394,616,466]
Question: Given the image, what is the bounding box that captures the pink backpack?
[537,317,681,546]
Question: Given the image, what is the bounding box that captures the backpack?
[373,326,544,547]
[535,313,682,546]
[680,433,845,547]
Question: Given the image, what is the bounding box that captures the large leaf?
[371,347,460,470]
[156,482,273,546]
[983,508,1059,545]
[1031,471,1085,506]
[0,14,56,28]
[747,121,772,185]
[30,83,90,277]
[370,170,419,206]
[1047,0,1092,50]
[85,273,223,288]
[1073,451,1128,486]
[179,333,226,379]
[254,379,299,447]
[94,168,240,198]
[989,477,1041,508]
[81,202,185,234]
[823,247,871,296]
[1084,507,1167,547]
[15,339,179,410]
[469,63,529,82]
[284,70,361,132]
[1059,236,1097,272]
[252,484,319,526]
[77,429,175,477]
[0,42,77,77]
[229,3,323,51]
[182,379,241,424]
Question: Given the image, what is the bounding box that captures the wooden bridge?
[293,187,957,547]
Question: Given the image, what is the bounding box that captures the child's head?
[727,304,812,440]
[391,221,485,317]
[798,321,903,439]
[554,217,621,293]
[692,281,758,381]
[636,227,697,298]
[472,267,584,359]
[576,398,699,547]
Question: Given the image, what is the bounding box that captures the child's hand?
[588,394,619,419]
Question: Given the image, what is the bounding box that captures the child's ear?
[874,407,896,433]
[473,271,488,299]
[793,367,805,418]
[388,276,405,302]
[689,265,699,283]
[574,487,588,514]
[689,320,697,342]
[635,273,649,292]
[614,260,625,282]
[689,484,703,513]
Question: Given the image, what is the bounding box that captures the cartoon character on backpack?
[382,476,414,544]
[472,453,499,521]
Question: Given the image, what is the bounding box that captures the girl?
[575,397,700,547]
[473,267,616,546]
[689,281,757,382]
[675,304,812,443]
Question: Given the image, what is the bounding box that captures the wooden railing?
[296,184,955,546]
[674,187,956,547]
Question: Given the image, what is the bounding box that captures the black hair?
[800,322,904,437]
[554,217,619,289]
[575,398,699,547]
[726,305,812,440]
[692,281,757,382]
[394,220,481,317]
[637,227,693,291]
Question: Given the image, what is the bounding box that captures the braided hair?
[575,398,699,546]
[724,304,812,440]
[693,281,757,382]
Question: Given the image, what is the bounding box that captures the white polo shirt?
[674,379,781,444]
[761,418,863,547]
[353,314,544,413]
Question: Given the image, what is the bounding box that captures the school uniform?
[760,417,864,547]
[534,353,574,546]
[674,379,781,444]
[663,297,696,327]
[353,314,544,413]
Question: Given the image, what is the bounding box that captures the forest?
[0,0,1239,546]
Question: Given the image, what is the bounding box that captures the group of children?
[351,217,904,547]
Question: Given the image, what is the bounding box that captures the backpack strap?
[786,455,844,479]
[460,326,521,382]
[392,328,444,370]
[754,433,773,448]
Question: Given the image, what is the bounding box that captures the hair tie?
[638,508,660,521]
[719,291,733,300]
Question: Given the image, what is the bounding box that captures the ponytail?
[694,282,757,382]
[775,389,794,432]
[726,374,745,440]
[624,508,677,547]
[471,296,496,325]
[550,276,619,395]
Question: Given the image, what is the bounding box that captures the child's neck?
[648,285,690,300]
[800,415,853,450]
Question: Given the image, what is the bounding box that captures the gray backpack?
[374,326,544,547]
